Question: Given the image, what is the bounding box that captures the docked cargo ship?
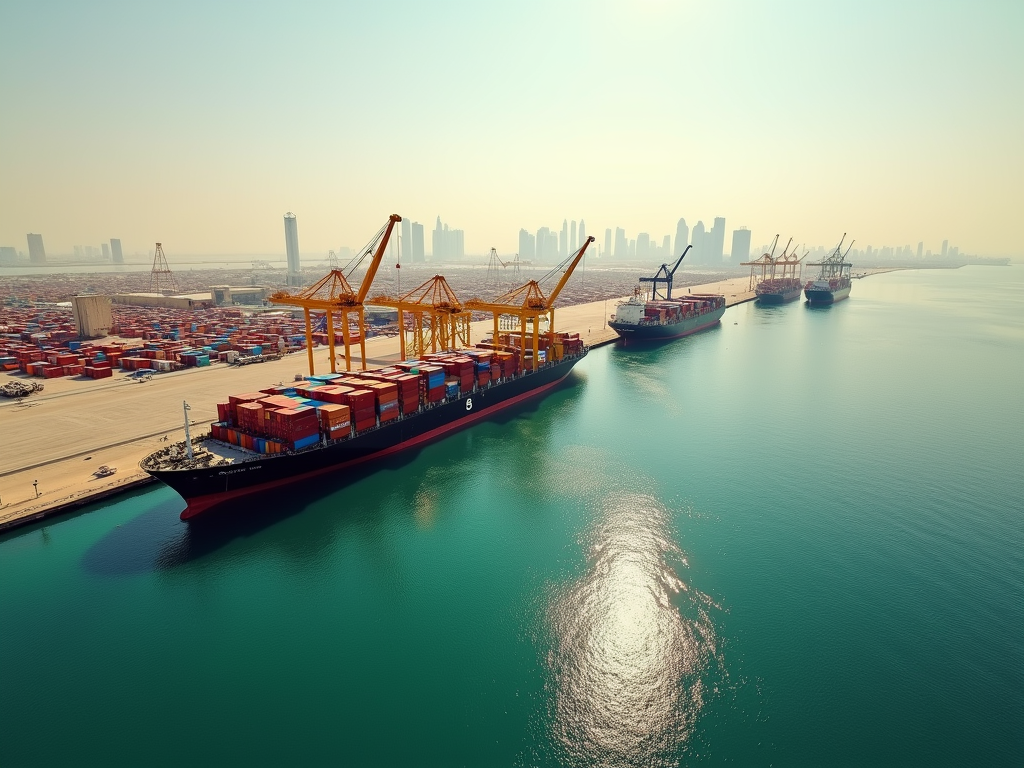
[607,245,726,343]
[742,235,806,304]
[804,234,855,305]
[142,340,587,519]
[608,293,726,342]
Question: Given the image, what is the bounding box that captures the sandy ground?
[0,274,759,529]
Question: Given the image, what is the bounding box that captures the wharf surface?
[0,276,756,533]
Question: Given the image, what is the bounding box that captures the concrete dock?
[0,276,755,532]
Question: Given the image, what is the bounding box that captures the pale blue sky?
[1,0,1021,257]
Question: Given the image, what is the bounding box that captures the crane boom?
[546,236,596,306]
[355,214,402,304]
[668,244,692,277]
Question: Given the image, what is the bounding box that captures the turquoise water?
[2,266,1022,767]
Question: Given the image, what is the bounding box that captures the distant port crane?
[639,244,692,300]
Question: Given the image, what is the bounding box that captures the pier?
[0,276,755,533]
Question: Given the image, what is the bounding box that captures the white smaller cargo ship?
[608,246,726,343]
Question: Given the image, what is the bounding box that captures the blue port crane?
[639,245,692,300]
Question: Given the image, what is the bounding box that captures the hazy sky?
[2,0,1021,258]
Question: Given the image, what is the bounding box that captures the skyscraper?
[941,239,948,258]
[662,235,671,258]
[433,217,444,259]
[284,213,301,286]
[561,219,569,259]
[730,228,752,264]
[411,222,425,262]
[917,241,923,259]
[690,221,705,263]
[101,243,111,260]
[674,218,689,257]
[570,220,577,254]
[579,220,587,250]
[26,233,46,264]
[519,228,536,260]
[636,233,650,261]
[536,227,551,262]
[401,218,412,262]
[710,217,726,263]
[432,217,465,260]
[614,228,627,259]
[109,239,124,264]
[604,228,612,258]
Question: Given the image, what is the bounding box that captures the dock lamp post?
[183,401,193,460]
[33,480,39,498]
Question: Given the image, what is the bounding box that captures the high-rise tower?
[690,221,705,263]
[710,217,726,263]
[26,233,46,264]
[401,218,412,263]
[730,228,751,264]
[110,238,124,264]
[674,218,689,257]
[284,212,301,286]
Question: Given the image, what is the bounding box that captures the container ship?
[142,219,598,520]
[142,338,586,519]
[607,245,726,342]
[741,235,806,304]
[805,234,855,305]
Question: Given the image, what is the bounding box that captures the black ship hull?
[608,306,725,344]
[756,287,802,304]
[804,285,851,304]
[145,353,585,520]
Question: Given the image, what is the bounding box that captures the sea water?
[1,265,1022,767]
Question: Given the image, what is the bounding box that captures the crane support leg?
[532,321,539,371]
[398,309,406,361]
[326,311,337,374]
[341,312,352,372]
[357,307,367,370]
[304,308,315,376]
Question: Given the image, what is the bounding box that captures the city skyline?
[1,2,1020,258]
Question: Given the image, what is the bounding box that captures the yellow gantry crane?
[741,235,805,290]
[465,236,595,370]
[369,275,473,360]
[269,214,401,374]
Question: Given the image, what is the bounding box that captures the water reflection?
[545,490,719,767]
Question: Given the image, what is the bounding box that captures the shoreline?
[0,270,883,534]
